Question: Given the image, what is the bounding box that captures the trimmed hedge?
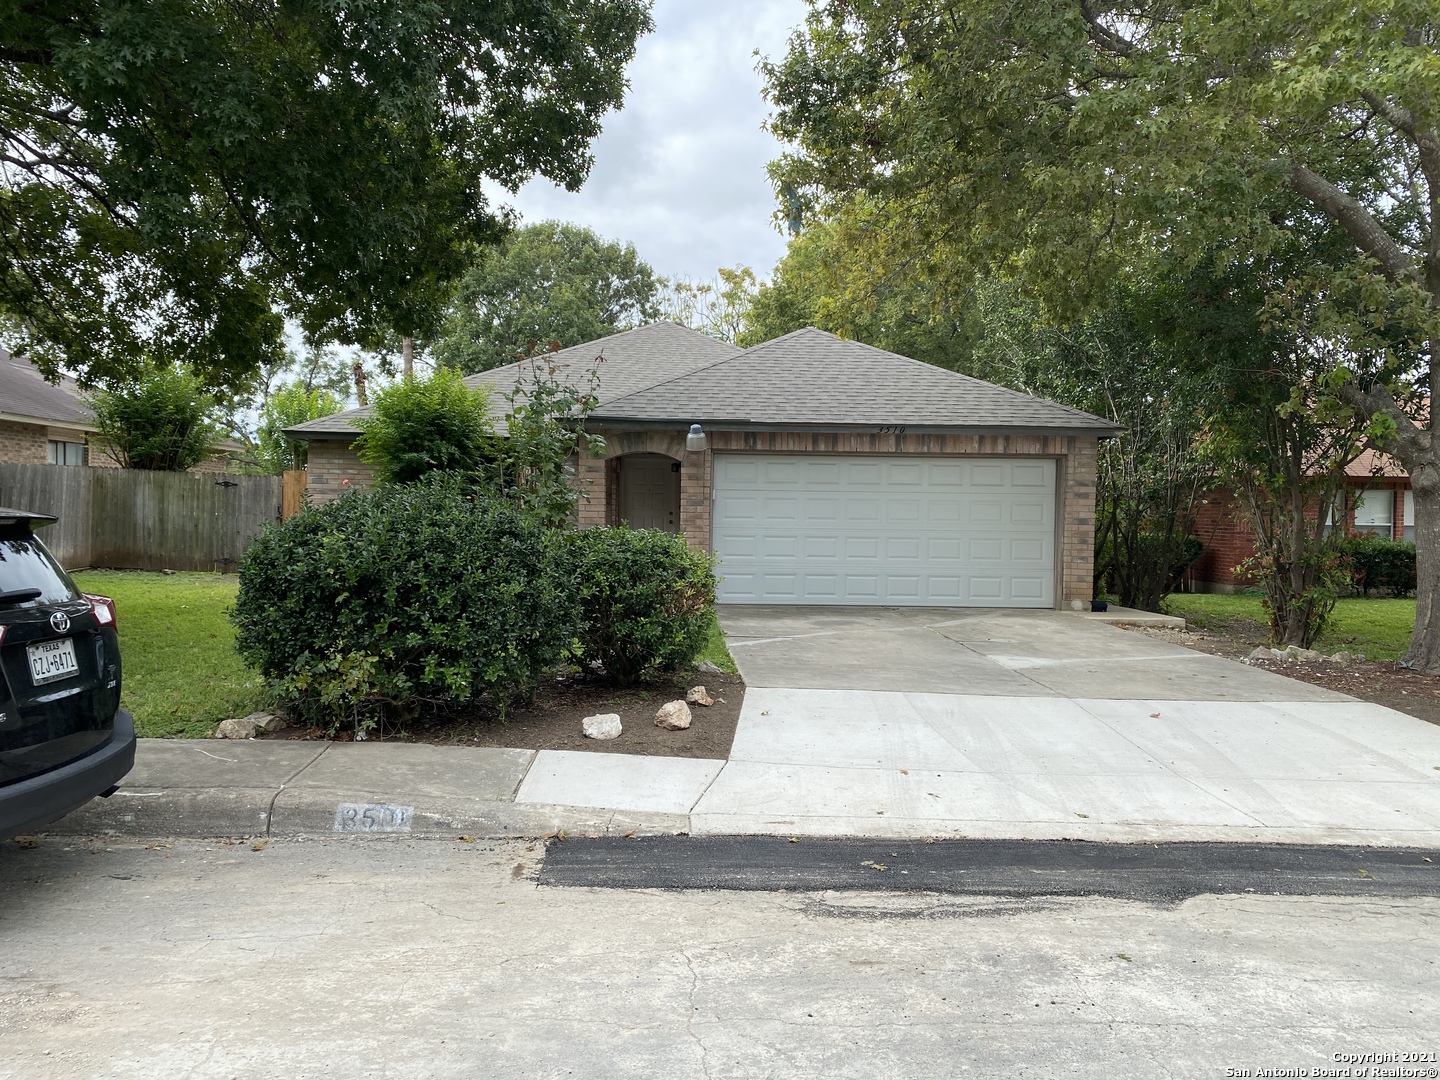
[233,476,575,733]
[566,526,717,685]
[1338,534,1417,597]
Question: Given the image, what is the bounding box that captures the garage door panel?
[713,454,1056,607]
[968,501,1004,525]
[887,537,921,560]
[1010,501,1047,526]
[971,464,1005,486]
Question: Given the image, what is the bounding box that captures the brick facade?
[305,440,377,504]
[0,419,48,464]
[586,428,1099,608]
[1189,479,1415,591]
[303,429,1101,607]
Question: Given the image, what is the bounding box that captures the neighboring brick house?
[1188,450,1413,591]
[0,346,110,466]
[288,322,1119,610]
[0,347,240,473]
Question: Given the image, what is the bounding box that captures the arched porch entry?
[610,452,681,532]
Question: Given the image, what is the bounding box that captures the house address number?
[877,425,907,434]
[333,802,414,833]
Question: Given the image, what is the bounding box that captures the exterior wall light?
[686,423,708,452]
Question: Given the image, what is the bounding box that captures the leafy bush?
[1338,535,1417,597]
[253,381,344,474]
[355,368,494,483]
[87,366,219,470]
[566,526,717,685]
[233,476,576,733]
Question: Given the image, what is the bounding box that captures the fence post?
[282,470,308,521]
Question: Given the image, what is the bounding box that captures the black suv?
[0,507,134,839]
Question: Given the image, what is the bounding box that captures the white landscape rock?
[216,717,259,740]
[216,712,284,739]
[654,700,693,731]
[695,661,724,675]
[581,713,623,741]
[686,685,715,707]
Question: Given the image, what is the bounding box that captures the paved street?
[2,835,1437,1079]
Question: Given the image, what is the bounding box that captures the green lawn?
[1161,593,1416,659]
[697,615,738,673]
[73,571,267,738]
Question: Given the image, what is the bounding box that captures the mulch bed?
[1125,624,1440,726]
[264,670,746,759]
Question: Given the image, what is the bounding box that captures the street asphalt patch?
[538,836,1440,901]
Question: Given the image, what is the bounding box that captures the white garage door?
[712,454,1056,607]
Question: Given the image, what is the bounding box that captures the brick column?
[1060,437,1099,607]
[678,447,713,553]
[574,443,608,529]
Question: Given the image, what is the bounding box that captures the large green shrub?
[87,366,219,470]
[355,368,494,483]
[1339,534,1417,597]
[233,477,576,733]
[566,527,717,685]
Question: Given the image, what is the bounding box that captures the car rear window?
[0,535,81,606]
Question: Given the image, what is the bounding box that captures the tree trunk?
[1404,458,1440,670]
[402,337,414,380]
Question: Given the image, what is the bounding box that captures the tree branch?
[1078,2,1138,57]
[1288,162,1419,283]
[1360,89,1440,286]
[1337,380,1430,463]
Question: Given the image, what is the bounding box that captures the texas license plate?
[28,637,78,685]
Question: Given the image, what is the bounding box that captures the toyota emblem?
[49,610,70,634]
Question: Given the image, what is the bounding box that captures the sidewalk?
[42,689,1440,845]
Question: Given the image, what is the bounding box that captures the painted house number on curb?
[333,802,414,833]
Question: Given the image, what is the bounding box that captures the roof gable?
[286,322,737,437]
[0,348,96,428]
[593,327,1119,433]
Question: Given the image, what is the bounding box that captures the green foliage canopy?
[254,383,344,475]
[764,0,1440,664]
[86,366,218,471]
[433,221,661,373]
[355,369,495,485]
[1,1,652,389]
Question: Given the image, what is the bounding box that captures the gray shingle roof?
[0,348,96,428]
[286,322,739,438]
[285,324,1118,439]
[593,327,1120,433]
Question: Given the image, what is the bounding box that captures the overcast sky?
[496,0,809,284]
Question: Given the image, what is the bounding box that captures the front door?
[618,453,680,532]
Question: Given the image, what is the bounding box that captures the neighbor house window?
[46,440,85,466]
[1404,489,1415,542]
[1352,489,1394,537]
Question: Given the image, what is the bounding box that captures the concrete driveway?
[687,606,1440,845]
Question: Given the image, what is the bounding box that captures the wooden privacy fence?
[0,464,282,572]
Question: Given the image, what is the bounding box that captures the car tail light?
[84,594,117,628]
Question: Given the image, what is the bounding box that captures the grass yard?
[73,570,267,739]
[1161,592,1416,660]
[697,616,739,673]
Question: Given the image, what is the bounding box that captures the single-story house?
[0,345,109,466]
[1188,449,1414,591]
[0,347,241,473]
[286,322,1121,609]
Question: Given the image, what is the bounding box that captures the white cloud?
[495,0,807,283]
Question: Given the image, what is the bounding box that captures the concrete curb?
[42,739,694,841]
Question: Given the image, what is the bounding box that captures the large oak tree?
[1,0,651,389]
[765,1,1440,669]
